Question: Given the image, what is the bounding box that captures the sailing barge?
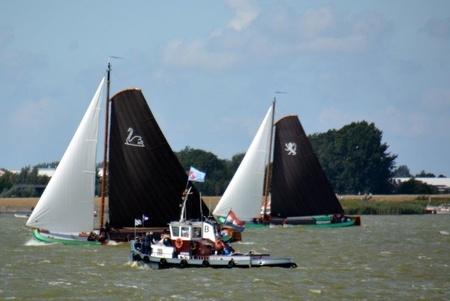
[27,64,209,244]
[214,101,360,228]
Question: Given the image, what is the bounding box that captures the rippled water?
[1,215,449,300]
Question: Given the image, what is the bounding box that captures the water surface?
[1,215,449,300]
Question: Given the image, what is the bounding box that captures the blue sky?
[1,0,449,176]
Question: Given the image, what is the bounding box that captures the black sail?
[271,115,343,218]
[108,89,209,227]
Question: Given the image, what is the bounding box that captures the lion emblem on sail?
[125,127,145,147]
[284,142,297,156]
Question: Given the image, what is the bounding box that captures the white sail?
[26,78,105,233]
[213,104,273,221]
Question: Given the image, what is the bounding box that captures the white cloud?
[421,17,450,40]
[381,106,427,138]
[423,88,450,108]
[161,5,391,71]
[318,107,353,129]
[163,39,238,71]
[300,7,335,38]
[10,98,52,129]
[297,35,368,53]
[226,0,260,32]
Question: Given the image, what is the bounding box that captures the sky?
[1,0,449,176]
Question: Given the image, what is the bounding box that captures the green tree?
[393,179,438,194]
[393,165,412,177]
[416,170,436,178]
[309,121,397,194]
[176,146,229,195]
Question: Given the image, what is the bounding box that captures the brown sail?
[108,89,209,228]
[271,115,344,219]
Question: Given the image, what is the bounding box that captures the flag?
[134,218,142,226]
[188,166,206,182]
[223,210,245,232]
[142,215,149,221]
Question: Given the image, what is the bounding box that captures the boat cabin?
[169,220,218,243]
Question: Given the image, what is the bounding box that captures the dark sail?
[108,89,209,227]
[271,115,343,218]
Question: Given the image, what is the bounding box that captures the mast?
[262,97,276,218]
[99,62,111,228]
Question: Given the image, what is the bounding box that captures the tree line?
[1,121,444,197]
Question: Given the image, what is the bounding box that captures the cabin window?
[193,227,202,238]
[181,226,190,238]
[171,226,180,237]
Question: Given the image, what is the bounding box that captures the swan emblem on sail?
[125,127,145,147]
[284,142,297,156]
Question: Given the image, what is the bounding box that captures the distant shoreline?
[1,195,449,215]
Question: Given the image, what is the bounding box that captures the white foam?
[114,283,138,289]
[106,240,122,246]
[439,231,449,236]
[24,239,56,247]
[237,241,254,245]
[49,281,72,286]
[309,289,322,294]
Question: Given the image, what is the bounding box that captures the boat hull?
[32,229,101,246]
[251,215,361,227]
[130,243,296,269]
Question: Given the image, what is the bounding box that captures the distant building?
[0,168,56,177]
[38,168,55,177]
[393,177,450,193]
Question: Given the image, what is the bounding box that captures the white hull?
[130,241,296,269]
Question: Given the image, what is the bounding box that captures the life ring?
[175,238,183,249]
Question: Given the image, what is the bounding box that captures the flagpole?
[199,192,203,221]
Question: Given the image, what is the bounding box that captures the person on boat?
[87,231,98,241]
[143,232,154,254]
[223,243,235,256]
[134,237,143,251]
[159,233,171,246]
[214,239,225,255]
[331,213,343,223]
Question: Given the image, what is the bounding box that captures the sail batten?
[108,89,209,228]
[213,105,274,221]
[26,78,105,233]
[271,116,343,218]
